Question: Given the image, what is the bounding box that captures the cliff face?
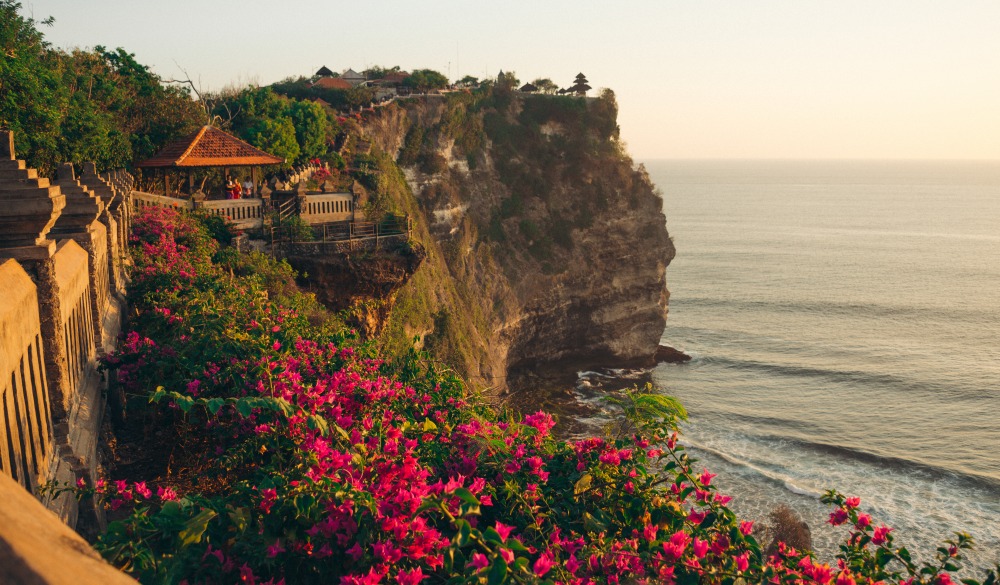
[360,89,674,392]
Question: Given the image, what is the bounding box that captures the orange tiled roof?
[137,126,284,168]
[312,77,352,90]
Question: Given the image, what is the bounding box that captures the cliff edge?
[358,87,675,392]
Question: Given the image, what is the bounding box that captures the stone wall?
[0,131,130,531]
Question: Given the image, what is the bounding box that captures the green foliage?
[275,213,315,242]
[418,152,448,175]
[243,117,298,165]
[286,99,329,160]
[0,3,203,175]
[193,211,240,246]
[403,69,449,92]
[397,124,425,167]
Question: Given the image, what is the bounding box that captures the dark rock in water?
[654,344,691,363]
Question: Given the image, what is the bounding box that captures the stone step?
[0,168,39,180]
[0,184,61,199]
[0,159,28,171]
[0,177,52,189]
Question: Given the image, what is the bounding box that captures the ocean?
[642,160,1000,571]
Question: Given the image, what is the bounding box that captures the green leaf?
[178,509,217,547]
[452,487,480,506]
[487,557,507,585]
[206,398,224,415]
[235,398,254,418]
[574,473,593,495]
[173,394,195,413]
[307,415,330,435]
[898,547,912,563]
[422,418,438,432]
[150,386,167,403]
[484,527,503,544]
[583,512,607,533]
[454,519,471,547]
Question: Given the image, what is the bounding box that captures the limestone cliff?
[358,88,674,392]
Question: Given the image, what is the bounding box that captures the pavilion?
[137,126,283,198]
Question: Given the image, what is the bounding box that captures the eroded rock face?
[285,242,426,339]
[361,92,675,392]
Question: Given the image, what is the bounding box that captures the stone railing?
[0,132,130,534]
[200,198,264,229]
[299,192,355,224]
[0,259,54,495]
[129,192,265,230]
[130,190,193,212]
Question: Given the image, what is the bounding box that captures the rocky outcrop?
[359,90,675,392]
[284,242,426,339]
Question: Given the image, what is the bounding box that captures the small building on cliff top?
[137,126,283,197]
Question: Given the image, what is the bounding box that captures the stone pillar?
[52,163,118,355]
[258,184,272,215]
[296,179,310,218]
[79,164,127,299]
[0,131,72,423]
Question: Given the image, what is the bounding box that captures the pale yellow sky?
[28,0,1000,159]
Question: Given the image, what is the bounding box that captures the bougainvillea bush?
[87,207,998,585]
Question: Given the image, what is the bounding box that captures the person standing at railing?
[242,178,253,198]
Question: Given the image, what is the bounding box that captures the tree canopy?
[0,1,205,175]
[403,69,449,92]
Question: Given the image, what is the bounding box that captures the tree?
[0,3,202,173]
[495,71,519,92]
[532,78,558,95]
[403,69,449,93]
[287,100,328,161]
[0,1,63,174]
[457,75,479,87]
[363,65,400,80]
[242,117,298,165]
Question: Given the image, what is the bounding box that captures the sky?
[22,0,1000,160]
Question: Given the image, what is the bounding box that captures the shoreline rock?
[654,344,691,364]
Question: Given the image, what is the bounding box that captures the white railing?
[130,191,193,212]
[201,199,264,229]
[299,192,355,224]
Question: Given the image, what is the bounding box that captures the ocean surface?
[640,160,1000,571]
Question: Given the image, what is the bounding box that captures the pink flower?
[494,521,515,541]
[692,537,709,559]
[239,563,256,585]
[836,571,857,585]
[871,525,893,545]
[500,548,514,564]
[272,341,281,351]
[157,486,178,501]
[468,552,489,571]
[699,469,716,486]
[739,520,754,536]
[735,552,749,572]
[346,543,364,561]
[844,496,861,509]
[533,550,556,577]
[829,508,849,526]
[855,513,871,529]
[134,482,152,499]
[266,540,285,558]
[396,568,425,585]
[662,530,690,560]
